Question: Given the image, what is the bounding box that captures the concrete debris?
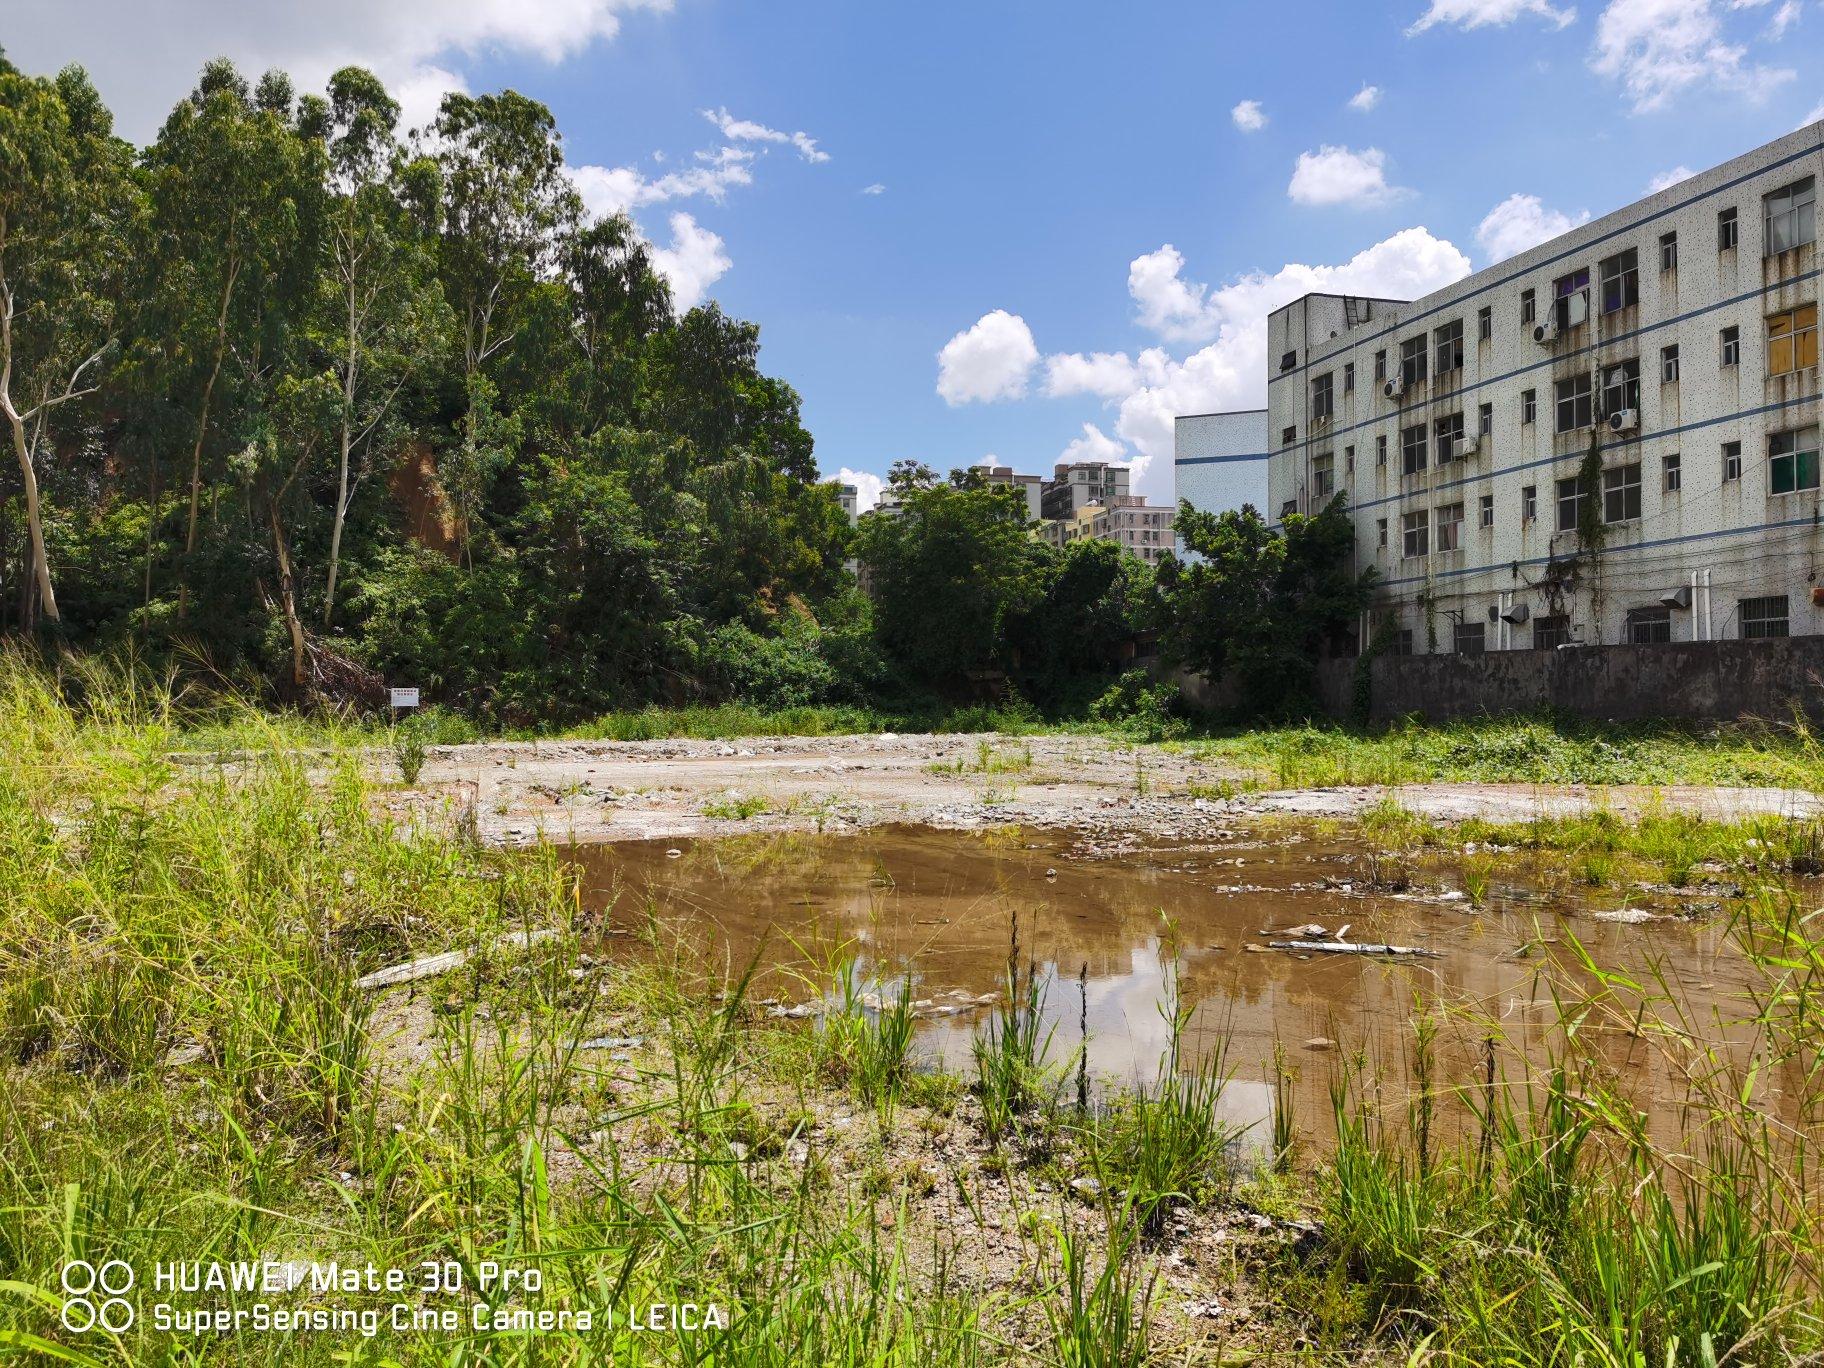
[354,927,559,990]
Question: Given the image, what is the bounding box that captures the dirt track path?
[372,733,1824,848]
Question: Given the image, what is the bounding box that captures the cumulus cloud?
[836,467,883,512]
[1407,0,1576,33]
[567,147,756,218]
[1803,100,1824,127]
[1230,99,1267,131]
[1287,146,1406,208]
[936,310,1040,406]
[1349,83,1383,111]
[5,0,674,141]
[1475,192,1592,262]
[861,183,887,195]
[1647,165,1695,192]
[1591,0,1794,113]
[702,107,829,163]
[1045,351,1148,400]
[1128,245,1226,343]
[1059,423,1127,466]
[648,212,731,311]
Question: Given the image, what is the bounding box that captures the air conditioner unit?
[1500,602,1531,625]
[1383,377,1405,400]
[1532,316,1560,345]
[1564,290,1590,328]
[1458,434,1480,457]
[1607,407,1639,434]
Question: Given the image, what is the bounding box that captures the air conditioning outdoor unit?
[1500,602,1531,625]
[1383,377,1405,400]
[1660,585,1692,610]
[1532,315,1560,345]
[1607,407,1639,434]
[1458,434,1480,457]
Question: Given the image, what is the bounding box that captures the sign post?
[389,687,421,711]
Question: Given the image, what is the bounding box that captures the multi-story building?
[978,463,1046,522]
[1268,121,1822,654]
[1041,494,1176,563]
[834,482,859,524]
[1173,410,1270,555]
[1042,460,1131,521]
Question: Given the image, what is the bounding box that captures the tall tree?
[0,59,131,627]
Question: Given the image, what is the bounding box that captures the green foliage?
[1088,668,1186,741]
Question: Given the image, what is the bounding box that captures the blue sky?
[13,0,1824,505]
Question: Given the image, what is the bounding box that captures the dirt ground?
[379,732,1824,848]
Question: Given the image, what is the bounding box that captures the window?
[1478,306,1492,342]
[1374,349,1387,383]
[1626,606,1672,644]
[1721,326,1740,368]
[1556,474,1587,532]
[1279,499,1297,518]
[1311,372,1334,422]
[1661,344,1680,383]
[1282,425,1297,447]
[1436,501,1464,551]
[1724,440,1743,481]
[1312,452,1335,498]
[1344,361,1355,393]
[1522,485,1537,521]
[1663,451,1682,493]
[1740,595,1790,640]
[1768,304,1818,375]
[1659,231,1678,272]
[1279,349,1297,372]
[1453,620,1485,655]
[1553,268,1590,329]
[1533,614,1570,649]
[1402,509,1429,558]
[1764,177,1816,255]
[1479,401,1493,436]
[1479,493,1494,528]
[1434,411,1465,463]
[1400,334,1428,389]
[1376,434,1387,466]
[1555,372,1593,433]
[1719,206,1739,252]
[1521,288,1536,324]
[1377,517,1388,547]
[1601,358,1641,418]
[1401,423,1428,475]
[1770,426,1821,493]
[1434,319,1464,376]
[1598,248,1639,313]
[1345,444,1355,473]
[1602,462,1642,523]
[1522,388,1537,425]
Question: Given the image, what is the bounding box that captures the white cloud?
[1349,83,1383,111]
[1647,164,1695,192]
[5,0,674,142]
[836,467,883,512]
[1766,0,1801,38]
[566,148,755,218]
[1407,0,1576,33]
[1803,100,1824,127]
[702,107,829,163]
[936,310,1040,406]
[1230,99,1267,132]
[648,212,730,311]
[1287,145,1406,208]
[1058,422,1127,466]
[1128,245,1225,343]
[1591,0,1794,113]
[1044,351,1147,400]
[861,183,887,195]
[1475,192,1592,262]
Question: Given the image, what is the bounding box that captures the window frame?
[1740,595,1790,640]
[1520,288,1536,324]
[1659,231,1677,272]
[1478,492,1494,528]
[1433,319,1465,377]
[1598,248,1639,314]
[1719,206,1739,252]
[1602,462,1643,525]
[1522,484,1537,522]
[1769,425,1821,495]
[1764,177,1816,256]
[1625,606,1673,645]
[1435,501,1464,552]
[1663,451,1682,493]
[1555,474,1585,533]
[1532,614,1569,649]
[1721,326,1741,368]
[1601,358,1641,417]
[1400,334,1429,389]
[1452,620,1485,655]
[1401,508,1429,559]
[1477,306,1492,342]
[1723,440,1742,482]
[1522,388,1537,425]
[1478,401,1493,437]
[1401,422,1428,476]
[1661,343,1680,384]
[1311,451,1335,498]
[1767,304,1818,376]
[1433,411,1465,464]
[1554,372,1593,434]
[1311,371,1335,423]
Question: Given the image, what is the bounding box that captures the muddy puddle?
[565,824,1778,1149]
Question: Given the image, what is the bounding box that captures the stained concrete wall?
[1363,637,1824,724]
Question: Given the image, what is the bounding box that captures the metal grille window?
[1533,615,1570,649]
[1479,493,1494,527]
[1602,462,1642,523]
[1401,423,1428,475]
[1661,344,1680,383]
[1723,440,1742,481]
[1719,206,1739,251]
[1598,248,1639,313]
[1478,306,1492,342]
[1393,628,1414,656]
[1601,358,1640,415]
[1453,621,1485,655]
[1479,402,1493,436]
[1740,595,1790,639]
[1555,373,1593,433]
[1436,502,1464,552]
[1434,411,1465,463]
[1721,326,1740,367]
[1663,451,1681,492]
[1764,177,1816,255]
[1522,388,1537,424]
[1767,304,1818,375]
[1402,509,1429,558]
[1626,606,1672,644]
[1400,335,1428,389]
[1770,426,1821,494]
[1311,372,1334,422]
[1434,319,1464,375]
[1521,288,1535,324]
[1312,453,1335,497]
[1377,517,1387,546]
[1555,475,1587,532]
[1522,485,1537,521]
[1659,231,1677,272]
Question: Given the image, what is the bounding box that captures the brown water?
[566,824,1771,1149]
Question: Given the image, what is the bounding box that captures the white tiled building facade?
[1268,122,1822,654]
[1173,410,1270,555]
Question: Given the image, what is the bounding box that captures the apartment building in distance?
[1042,460,1131,521]
[1268,121,1822,654]
[1042,495,1177,563]
[978,464,1046,523]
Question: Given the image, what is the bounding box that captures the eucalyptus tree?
[0,58,132,627]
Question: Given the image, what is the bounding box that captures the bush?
[1089,670,1186,741]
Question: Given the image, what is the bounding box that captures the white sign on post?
[390,687,421,709]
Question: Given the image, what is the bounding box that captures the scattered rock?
[578,1035,645,1050]
[1302,1036,1336,1051]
